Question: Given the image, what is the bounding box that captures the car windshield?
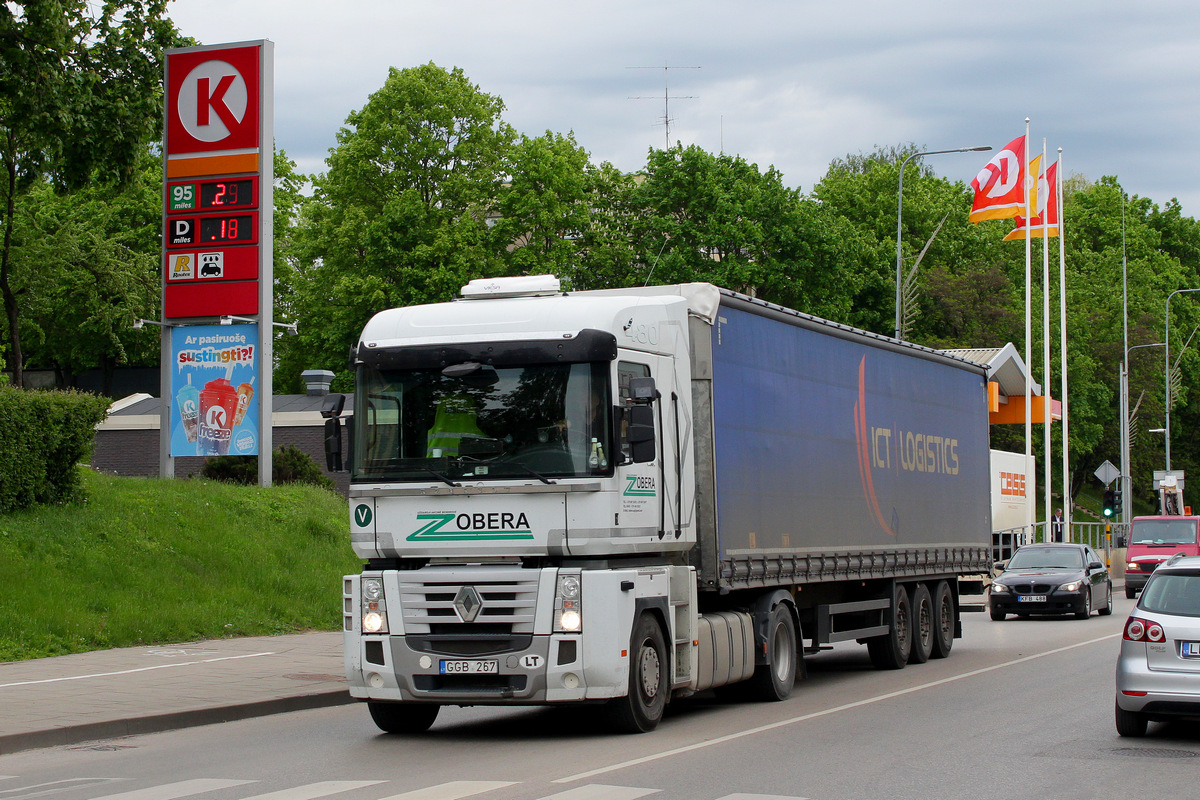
[1140,571,1200,616]
[1007,547,1084,570]
[1130,520,1198,545]
[352,361,612,482]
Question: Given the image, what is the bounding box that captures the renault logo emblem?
[454,586,483,623]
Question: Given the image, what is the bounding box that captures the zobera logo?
[624,475,656,497]
[407,512,534,541]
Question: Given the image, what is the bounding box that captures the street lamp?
[895,145,992,340]
[1164,289,1200,470]
[1123,342,1166,526]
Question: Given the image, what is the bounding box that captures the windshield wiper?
[502,461,556,485]
[418,467,461,487]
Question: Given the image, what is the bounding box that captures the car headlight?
[1059,580,1083,592]
[991,582,1011,593]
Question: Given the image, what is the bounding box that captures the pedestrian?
[1051,508,1065,542]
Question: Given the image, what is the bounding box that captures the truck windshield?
[1130,520,1198,545]
[353,361,612,482]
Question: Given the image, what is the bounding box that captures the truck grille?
[398,568,540,635]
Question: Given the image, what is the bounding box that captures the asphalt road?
[3,595,1199,800]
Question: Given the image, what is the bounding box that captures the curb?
[0,689,356,757]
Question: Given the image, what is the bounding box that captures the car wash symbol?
[198,252,223,279]
[177,60,249,143]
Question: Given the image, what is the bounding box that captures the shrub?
[200,444,336,491]
[0,387,110,512]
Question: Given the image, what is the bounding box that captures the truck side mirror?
[626,404,656,463]
[322,393,346,472]
[628,376,658,403]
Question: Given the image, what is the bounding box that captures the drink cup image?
[176,374,200,444]
[197,376,240,456]
[233,375,255,427]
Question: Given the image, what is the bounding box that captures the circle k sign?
[166,45,260,154]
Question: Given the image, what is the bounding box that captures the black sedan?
[990,542,1114,620]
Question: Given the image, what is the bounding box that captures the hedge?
[0,387,111,512]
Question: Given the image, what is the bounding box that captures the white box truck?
[333,276,992,733]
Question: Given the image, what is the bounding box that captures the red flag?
[970,135,1027,223]
[1004,160,1059,240]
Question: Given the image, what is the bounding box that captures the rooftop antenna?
[627,64,700,149]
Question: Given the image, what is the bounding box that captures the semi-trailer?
[334,276,992,733]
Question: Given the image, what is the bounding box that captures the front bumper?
[991,590,1087,616]
[1124,571,1150,592]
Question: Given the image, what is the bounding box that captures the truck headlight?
[361,577,389,634]
[555,571,583,633]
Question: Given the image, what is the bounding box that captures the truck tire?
[930,580,955,659]
[1125,584,1137,600]
[867,584,911,670]
[908,584,933,664]
[367,701,439,734]
[605,613,668,733]
[751,603,798,701]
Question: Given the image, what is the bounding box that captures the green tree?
[0,0,181,386]
[290,63,515,387]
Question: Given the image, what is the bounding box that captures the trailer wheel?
[908,584,933,664]
[367,701,439,734]
[930,581,955,659]
[867,584,911,670]
[605,613,668,733]
[751,603,798,701]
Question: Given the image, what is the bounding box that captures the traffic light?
[1103,488,1115,517]
[1114,489,1123,517]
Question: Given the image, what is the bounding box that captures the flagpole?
[1057,148,1070,535]
[1042,138,1053,534]
[1024,118,1033,543]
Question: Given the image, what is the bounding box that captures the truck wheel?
[908,584,933,664]
[367,701,439,734]
[751,603,797,701]
[930,581,955,659]
[867,584,911,670]
[605,613,668,733]
[1125,584,1137,600]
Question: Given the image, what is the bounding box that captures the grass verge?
[0,467,361,661]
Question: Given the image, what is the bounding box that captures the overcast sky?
[166,0,1200,217]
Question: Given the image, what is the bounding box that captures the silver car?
[1115,554,1200,736]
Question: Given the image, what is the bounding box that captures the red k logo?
[166,46,260,154]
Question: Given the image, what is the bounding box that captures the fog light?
[563,672,580,689]
[368,672,385,689]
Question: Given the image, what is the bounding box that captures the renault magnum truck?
[334,276,992,733]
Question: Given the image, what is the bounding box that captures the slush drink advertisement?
[170,324,259,457]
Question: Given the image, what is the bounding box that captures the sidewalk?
[0,631,354,756]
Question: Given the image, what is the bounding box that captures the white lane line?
[240,782,386,800]
[375,782,518,800]
[539,787,660,800]
[718,795,809,800]
[556,632,1119,784]
[87,779,256,800]
[0,653,275,689]
[0,778,121,798]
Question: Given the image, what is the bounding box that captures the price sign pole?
[160,40,274,486]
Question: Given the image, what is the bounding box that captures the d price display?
[166,211,259,248]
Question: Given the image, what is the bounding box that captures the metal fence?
[992,521,1128,563]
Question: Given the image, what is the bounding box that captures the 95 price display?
[167,178,257,212]
[199,213,254,244]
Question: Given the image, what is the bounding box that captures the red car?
[1125,516,1200,598]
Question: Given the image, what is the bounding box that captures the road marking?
[240,783,385,800]
[0,654,274,689]
[0,779,121,799]
[555,632,1120,784]
[375,782,517,800]
[538,787,660,800]
[88,780,255,800]
[717,795,809,800]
